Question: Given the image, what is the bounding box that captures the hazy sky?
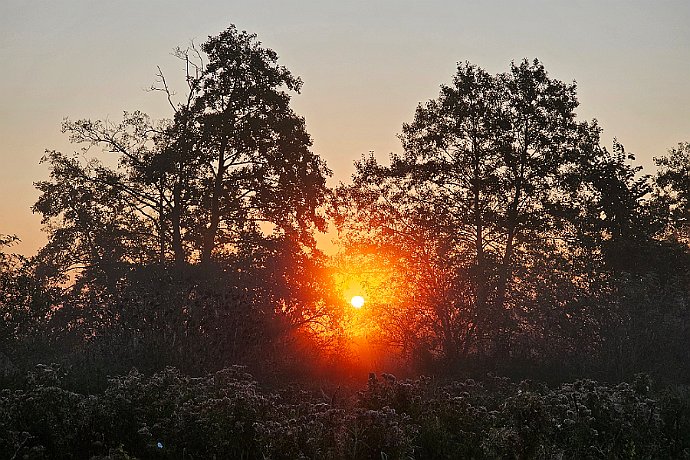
[1,0,689,255]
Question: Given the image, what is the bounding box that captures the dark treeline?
[333,60,690,384]
[1,23,689,458]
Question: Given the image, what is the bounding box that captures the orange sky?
[1,1,689,256]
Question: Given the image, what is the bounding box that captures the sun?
[350,295,365,309]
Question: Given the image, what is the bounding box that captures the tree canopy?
[35,25,330,276]
[0,27,687,391]
[334,59,688,375]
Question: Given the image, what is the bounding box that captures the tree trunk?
[201,138,228,264]
[493,132,528,358]
[158,177,166,264]
[171,180,184,265]
[495,225,515,314]
[472,140,488,354]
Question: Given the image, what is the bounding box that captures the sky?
[1,0,689,255]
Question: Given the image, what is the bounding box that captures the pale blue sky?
[1,0,689,254]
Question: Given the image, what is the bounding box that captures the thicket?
[1,365,689,459]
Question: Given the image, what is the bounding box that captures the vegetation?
[1,23,689,458]
[333,59,689,383]
[1,365,689,459]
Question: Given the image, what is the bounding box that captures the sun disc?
[350,295,365,309]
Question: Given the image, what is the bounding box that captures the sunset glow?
[328,246,414,356]
[1,4,689,457]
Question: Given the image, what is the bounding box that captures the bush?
[0,366,688,459]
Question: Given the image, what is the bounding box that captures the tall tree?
[337,59,623,362]
[30,25,334,373]
[175,26,330,263]
[35,25,330,270]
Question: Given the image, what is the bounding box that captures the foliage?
[1,366,688,459]
[653,142,690,243]
[333,59,661,370]
[0,236,55,379]
[34,24,330,274]
[23,24,338,385]
[4,20,690,457]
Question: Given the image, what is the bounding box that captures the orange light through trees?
[330,247,411,340]
[351,295,365,308]
[327,246,415,373]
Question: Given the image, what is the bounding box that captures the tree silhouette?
[163,26,331,264]
[336,59,649,365]
[35,25,330,272]
[29,25,335,376]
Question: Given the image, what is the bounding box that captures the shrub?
[0,366,688,459]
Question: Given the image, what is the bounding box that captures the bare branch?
[150,65,178,113]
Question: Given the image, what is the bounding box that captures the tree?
[35,25,330,271]
[336,59,628,364]
[653,142,690,243]
[163,25,330,264]
[0,235,55,373]
[30,25,335,375]
[591,143,690,382]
